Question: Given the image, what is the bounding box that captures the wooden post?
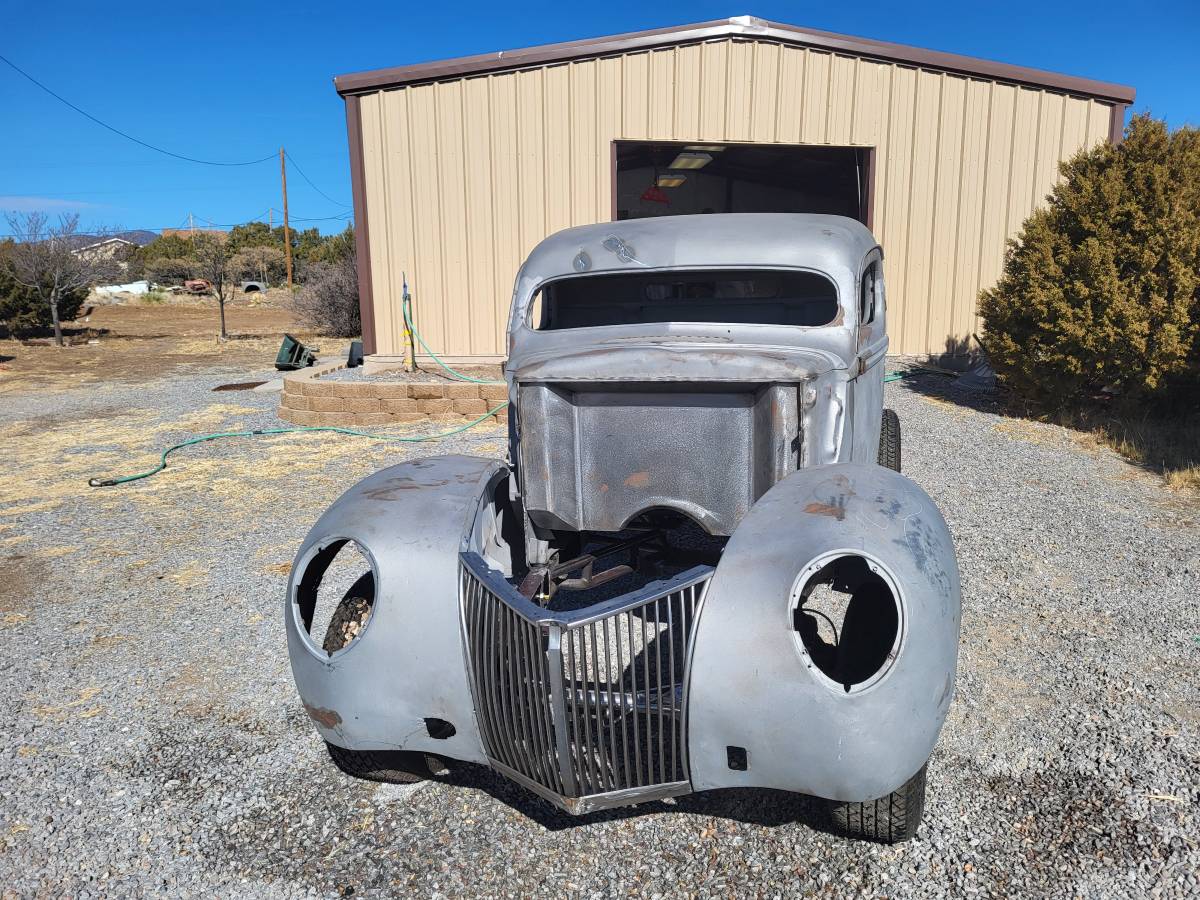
[280,148,294,289]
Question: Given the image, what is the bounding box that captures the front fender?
[687,463,960,802]
[285,455,502,762]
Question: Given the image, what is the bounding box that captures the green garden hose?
[86,309,942,488]
[402,302,505,385]
[87,404,508,487]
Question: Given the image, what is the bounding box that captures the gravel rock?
[0,364,1196,897]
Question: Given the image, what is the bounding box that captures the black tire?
[325,743,440,785]
[320,586,438,784]
[829,763,927,843]
[878,408,901,472]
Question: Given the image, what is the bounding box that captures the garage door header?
[334,15,1135,105]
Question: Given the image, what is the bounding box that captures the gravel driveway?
[0,361,1197,898]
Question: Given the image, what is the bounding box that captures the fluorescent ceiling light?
[684,144,726,152]
[656,174,687,188]
[668,151,712,170]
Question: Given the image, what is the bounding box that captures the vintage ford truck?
[286,213,960,842]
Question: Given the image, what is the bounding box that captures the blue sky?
[2,0,1196,237]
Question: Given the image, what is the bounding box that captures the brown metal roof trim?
[334,16,1135,105]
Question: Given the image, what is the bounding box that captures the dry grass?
[1056,409,1200,493]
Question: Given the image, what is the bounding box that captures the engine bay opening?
[792,554,900,692]
[294,540,376,657]
[515,509,727,611]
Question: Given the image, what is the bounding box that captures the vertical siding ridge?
[671,48,680,140]
[568,63,577,223]
[594,60,602,220]
[1029,90,1044,210]
[540,67,549,237]
[1055,91,1069,175]
[723,40,731,135]
[801,50,810,142]
[923,73,946,355]
[771,42,783,142]
[899,72,919,352]
[849,57,860,144]
[950,79,971,349]
[974,84,996,308]
[823,55,834,142]
[402,91,421,354]
[433,87,449,351]
[646,49,654,139]
[514,76,525,265]
[486,77,502,353]
[458,81,475,354]
[374,95,395,353]
[882,65,896,231]
[1002,89,1019,250]
[749,42,758,140]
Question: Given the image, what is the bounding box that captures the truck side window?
[860,264,876,325]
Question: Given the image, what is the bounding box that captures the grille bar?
[460,552,711,813]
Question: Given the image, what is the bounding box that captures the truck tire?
[878,409,901,472]
[321,589,439,784]
[828,763,927,843]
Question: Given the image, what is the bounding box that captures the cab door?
[848,249,888,463]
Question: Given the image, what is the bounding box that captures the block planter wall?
[278,359,508,427]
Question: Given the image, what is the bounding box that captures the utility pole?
[188,211,194,245]
[280,148,294,288]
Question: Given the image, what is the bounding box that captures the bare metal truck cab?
[286,214,960,843]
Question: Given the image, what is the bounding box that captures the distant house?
[72,237,137,261]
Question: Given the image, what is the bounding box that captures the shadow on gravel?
[890,366,1007,416]
[895,365,1200,493]
[438,762,840,836]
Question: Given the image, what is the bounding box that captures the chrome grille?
[460,552,710,814]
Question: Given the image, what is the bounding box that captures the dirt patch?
[0,553,48,617]
[0,300,327,390]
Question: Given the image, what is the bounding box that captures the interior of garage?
[615,141,871,224]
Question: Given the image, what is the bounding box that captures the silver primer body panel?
[517,381,799,535]
[504,214,888,536]
[285,455,501,763]
[686,463,961,802]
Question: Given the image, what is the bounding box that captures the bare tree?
[3,212,121,346]
[192,232,234,340]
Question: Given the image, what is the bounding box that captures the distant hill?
[115,230,158,246]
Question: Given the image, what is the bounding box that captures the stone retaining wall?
[278,359,508,427]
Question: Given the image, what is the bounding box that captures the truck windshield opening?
[531,269,839,330]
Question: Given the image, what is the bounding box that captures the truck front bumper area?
[287,459,960,814]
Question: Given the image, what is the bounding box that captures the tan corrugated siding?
[359,38,1114,359]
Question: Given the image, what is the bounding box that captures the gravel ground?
[0,361,1197,898]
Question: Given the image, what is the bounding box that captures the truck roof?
[518,213,879,285]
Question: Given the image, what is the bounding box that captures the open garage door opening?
[614,141,873,226]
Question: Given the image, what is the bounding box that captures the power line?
[284,151,352,208]
[0,53,277,167]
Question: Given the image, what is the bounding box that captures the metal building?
[335,16,1134,366]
